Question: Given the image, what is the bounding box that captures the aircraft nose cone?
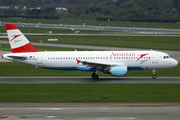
[172,59,178,67]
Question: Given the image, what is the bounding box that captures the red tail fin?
[5,24,40,53]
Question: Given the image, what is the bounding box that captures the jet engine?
[103,66,127,77]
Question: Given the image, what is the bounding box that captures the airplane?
[2,24,178,79]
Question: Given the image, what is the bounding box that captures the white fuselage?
[3,50,178,71]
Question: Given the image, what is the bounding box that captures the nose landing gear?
[152,69,156,79]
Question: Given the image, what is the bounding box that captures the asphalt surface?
[1,32,180,37]
[0,103,180,120]
[0,77,180,83]
[1,22,180,34]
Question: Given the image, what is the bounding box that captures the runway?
[1,32,180,37]
[0,77,180,83]
[0,103,180,120]
[1,22,180,34]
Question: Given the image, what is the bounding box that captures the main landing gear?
[152,69,156,79]
[92,73,99,80]
[92,69,101,80]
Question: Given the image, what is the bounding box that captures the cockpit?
[163,56,171,59]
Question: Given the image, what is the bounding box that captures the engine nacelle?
[107,66,127,77]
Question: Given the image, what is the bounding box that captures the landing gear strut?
[92,73,99,80]
[152,69,156,79]
[91,69,101,80]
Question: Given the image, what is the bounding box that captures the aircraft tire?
[152,75,156,79]
[92,73,99,80]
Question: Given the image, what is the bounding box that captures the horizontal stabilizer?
[7,55,27,61]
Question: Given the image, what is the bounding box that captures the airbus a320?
[2,24,178,79]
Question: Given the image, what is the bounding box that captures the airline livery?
[2,24,178,79]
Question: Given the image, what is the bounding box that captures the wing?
[76,59,127,70]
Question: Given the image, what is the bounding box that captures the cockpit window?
[163,56,170,59]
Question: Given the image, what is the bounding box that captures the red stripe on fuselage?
[5,24,18,30]
[11,43,40,53]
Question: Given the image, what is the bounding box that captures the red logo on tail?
[11,34,21,41]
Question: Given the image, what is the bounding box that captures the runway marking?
[45,116,59,118]
[116,103,166,106]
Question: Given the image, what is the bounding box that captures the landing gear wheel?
[152,75,156,79]
[91,73,95,78]
[94,74,99,80]
[92,73,99,80]
[152,69,156,79]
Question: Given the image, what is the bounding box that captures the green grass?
[1,18,180,29]
[26,36,180,51]
[0,62,179,77]
[0,84,180,102]
[0,44,11,51]
[2,36,179,51]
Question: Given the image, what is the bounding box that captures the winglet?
[5,24,40,53]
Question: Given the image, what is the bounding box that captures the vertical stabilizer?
[5,24,40,53]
